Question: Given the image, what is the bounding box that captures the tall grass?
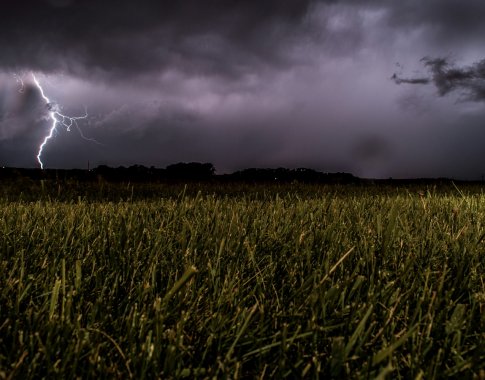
[0,184,484,378]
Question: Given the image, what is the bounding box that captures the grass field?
[0,182,484,378]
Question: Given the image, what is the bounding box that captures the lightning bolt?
[31,73,100,169]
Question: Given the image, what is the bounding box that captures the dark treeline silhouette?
[227,167,358,184]
[95,162,215,181]
[0,163,480,185]
[0,163,361,184]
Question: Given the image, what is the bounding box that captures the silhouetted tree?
[166,162,215,180]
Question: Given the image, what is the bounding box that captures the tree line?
[0,163,360,184]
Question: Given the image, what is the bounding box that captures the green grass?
[0,183,484,378]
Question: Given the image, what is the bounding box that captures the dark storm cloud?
[393,57,485,102]
[3,0,485,81]
[391,74,430,85]
[0,0,317,80]
[385,0,485,40]
[3,0,483,85]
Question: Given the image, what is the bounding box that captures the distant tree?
[166,162,215,180]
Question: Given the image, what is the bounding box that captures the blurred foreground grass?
[0,182,484,378]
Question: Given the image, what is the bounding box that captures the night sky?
[2,0,485,179]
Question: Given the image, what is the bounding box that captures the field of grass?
[0,182,484,378]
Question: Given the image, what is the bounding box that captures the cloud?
[0,0,318,82]
[391,73,430,85]
[3,1,485,82]
[388,0,485,36]
[3,0,485,178]
[393,57,485,102]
